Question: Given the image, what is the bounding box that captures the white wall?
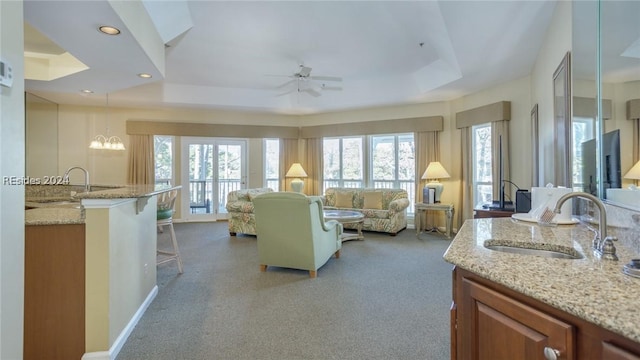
[0,1,25,358]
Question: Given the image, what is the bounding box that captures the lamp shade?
[421,161,450,203]
[422,161,450,180]
[286,163,307,193]
[286,163,308,178]
[624,160,640,180]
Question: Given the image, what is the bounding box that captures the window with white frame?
[323,137,364,190]
[371,133,415,212]
[154,135,174,185]
[323,133,416,215]
[472,124,492,207]
[264,138,280,191]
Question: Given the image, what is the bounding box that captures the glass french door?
[181,137,247,221]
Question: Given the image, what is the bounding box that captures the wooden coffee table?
[323,210,365,242]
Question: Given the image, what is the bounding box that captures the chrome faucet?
[553,192,618,261]
[63,166,90,192]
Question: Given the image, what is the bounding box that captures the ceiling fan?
[275,64,342,97]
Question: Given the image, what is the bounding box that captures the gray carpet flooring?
[116,222,453,360]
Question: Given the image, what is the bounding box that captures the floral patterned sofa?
[225,188,273,236]
[322,187,410,236]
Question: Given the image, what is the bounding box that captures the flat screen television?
[581,129,621,197]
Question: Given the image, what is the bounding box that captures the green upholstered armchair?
[253,192,343,278]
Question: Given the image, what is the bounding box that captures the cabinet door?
[458,277,575,360]
[25,224,85,360]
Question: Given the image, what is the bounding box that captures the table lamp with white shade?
[286,163,308,193]
[624,160,640,188]
[422,161,450,203]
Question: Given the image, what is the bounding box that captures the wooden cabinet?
[25,224,85,360]
[455,271,574,359]
[452,267,640,360]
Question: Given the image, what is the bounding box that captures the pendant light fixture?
[89,93,125,151]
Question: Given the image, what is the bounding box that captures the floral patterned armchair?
[225,188,273,236]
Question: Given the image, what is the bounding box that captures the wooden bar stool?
[157,190,183,274]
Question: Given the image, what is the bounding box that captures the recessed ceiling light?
[138,73,152,79]
[80,89,94,94]
[99,26,120,35]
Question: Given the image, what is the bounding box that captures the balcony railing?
[189,179,243,214]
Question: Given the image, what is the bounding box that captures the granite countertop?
[25,207,85,226]
[73,183,180,200]
[25,184,180,226]
[443,217,640,344]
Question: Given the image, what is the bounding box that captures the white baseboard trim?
[82,285,158,360]
[81,351,109,360]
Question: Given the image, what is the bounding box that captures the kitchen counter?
[443,217,640,343]
[25,183,179,225]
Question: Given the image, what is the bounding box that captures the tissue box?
[530,187,573,222]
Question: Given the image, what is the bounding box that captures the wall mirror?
[553,52,571,187]
[571,0,640,210]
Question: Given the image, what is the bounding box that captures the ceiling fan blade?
[301,88,321,97]
[310,75,342,82]
[276,89,295,97]
[264,73,291,77]
[275,79,296,89]
[321,85,342,91]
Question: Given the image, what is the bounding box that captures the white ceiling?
[23,0,560,115]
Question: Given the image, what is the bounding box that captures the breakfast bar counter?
[443,217,640,346]
[24,183,180,359]
[25,183,178,225]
